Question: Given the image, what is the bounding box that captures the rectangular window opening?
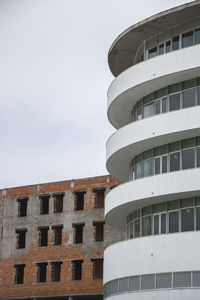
[91,258,103,280]
[37,262,48,283]
[74,191,85,211]
[72,260,83,281]
[16,229,27,249]
[94,222,105,242]
[38,227,49,247]
[51,261,62,282]
[17,198,28,217]
[93,188,105,209]
[53,194,64,213]
[40,195,50,214]
[14,264,25,284]
[53,225,63,245]
[73,223,84,244]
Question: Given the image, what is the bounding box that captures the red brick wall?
[0,175,121,299]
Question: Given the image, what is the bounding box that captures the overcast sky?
[0,0,192,188]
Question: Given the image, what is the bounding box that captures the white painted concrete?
[105,169,200,229]
[104,231,200,283]
[106,106,200,181]
[107,45,200,129]
[106,289,200,300]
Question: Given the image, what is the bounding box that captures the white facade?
[104,1,200,300]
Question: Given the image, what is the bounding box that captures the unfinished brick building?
[0,175,123,300]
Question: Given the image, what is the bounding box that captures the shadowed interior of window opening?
[74,190,86,211]
[53,193,64,213]
[17,198,28,217]
[40,195,50,214]
[126,197,200,239]
[93,187,105,208]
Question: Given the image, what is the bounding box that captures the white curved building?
[104,1,200,299]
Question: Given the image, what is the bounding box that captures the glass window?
[137,108,143,120]
[168,200,180,211]
[182,138,195,149]
[154,145,168,156]
[155,157,160,174]
[130,222,133,238]
[183,88,196,108]
[183,79,196,90]
[196,207,200,230]
[134,219,140,238]
[144,103,154,118]
[169,211,179,233]
[170,152,180,172]
[148,47,157,59]
[155,87,167,99]
[142,216,152,236]
[166,40,171,53]
[135,163,142,179]
[169,141,180,152]
[127,224,130,239]
[162,156,168,173]
[182,148,195,169]
[172,36,179,50]
[182,31,193,48]
[162,97,168,113]
[142,206,152,216]
[197,147,200,167]
[170,93,180,111]
[142,149,153,160]
[143,159,152,177]
[153,202,167,213]
[155,100,160,114]
[159,44,164,55]
[198,87,200,105]
[181,208,194,232]
[169,83,181,94]
[181,198,194,208]
[144,93,154,105]
[161,214,166,234]
[133,209,140,219]
[154,215,159,235]
[195,28,200,44]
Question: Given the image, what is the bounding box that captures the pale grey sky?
[0,0,191,188]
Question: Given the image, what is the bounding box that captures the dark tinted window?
[182,31,193,48]
[181,208,194,232]
[172,36,179,50]
[183,88,195,108]
[170,152,180,172]
[170,93,180,111]
[169,211,179,233]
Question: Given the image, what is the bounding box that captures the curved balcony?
[105,168,200,230]
[105,290,200,300]
[104,231,200,283]
[106,106,200,181]
[107,44,200,129]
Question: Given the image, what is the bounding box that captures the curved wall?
[107,106,200,181]
[105,168,200,229]
[104,231,200,283]
[107,45,200,129]
[105,289,200,300]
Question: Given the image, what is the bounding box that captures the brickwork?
[0,175,124,299]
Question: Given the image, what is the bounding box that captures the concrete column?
[68,297,73,300]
